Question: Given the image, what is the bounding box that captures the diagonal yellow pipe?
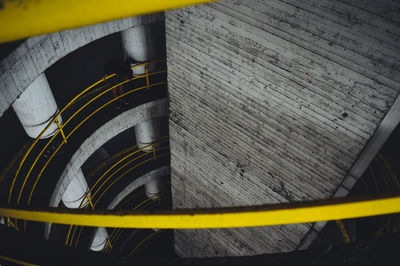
[0,0,215,43]
[1,195,400,229]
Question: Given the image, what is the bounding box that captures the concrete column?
[61,169,109,251]
[135,119,162,198]
[145,177,162,199]
[121,24,157,76]
[61,169,90,208]
[90,227,108,251]
[12,73,61,139]
[122,24,163,199]
[135,119,160,152]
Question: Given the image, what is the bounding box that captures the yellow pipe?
[0,0,215,43]
[1,195,400,229]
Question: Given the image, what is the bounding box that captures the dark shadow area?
[1,224,400,266]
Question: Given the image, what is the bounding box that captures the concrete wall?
[0,13,163,117]
[166,0,400,257]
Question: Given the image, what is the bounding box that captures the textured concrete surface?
[0,13,163,116]
[166,0,400,257]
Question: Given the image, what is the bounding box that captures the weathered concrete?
[0,13,163,117]
[45,99,168,239]
[166,0,400,257]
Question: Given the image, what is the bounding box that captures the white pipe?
[90,227,109,251]
[125,23,163,196]
[61,169,110,251]
[134,119,160,152]
[12,73,61,139]
[145,177,162,199]
[61,169,90,208]
[121,24,157,76]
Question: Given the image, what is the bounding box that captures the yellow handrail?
[8,60,166,206]
[26,81,167,206]
[1,195,400,229]
[26,82,167,205]
[94,153,169,205]
[102,195,160,253]
[68,152,169,245]
[17,69,165,203]
[8,74,115,203]
[65,143,169,246]
[85,138,169,207]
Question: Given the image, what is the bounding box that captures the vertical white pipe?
[122,24,163,198]
[135,119,162,198]
[61,169,109,251]
[61,169,90,208]
[135,119,160,152]
[121,24,157,76]
[12,73,61,139]
[145,177,162,199]
[90,227,109,251]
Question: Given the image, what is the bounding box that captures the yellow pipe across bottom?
[1,195,399,229]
